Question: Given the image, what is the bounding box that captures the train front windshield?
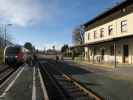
[5,47,21,56]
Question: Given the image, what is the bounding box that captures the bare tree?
[71,25,85,59]
[0,24,13,47]
[6,33,12,42]
[0,25,4,48]
[72,25,84,45]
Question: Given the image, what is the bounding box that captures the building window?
[88,33,90,40]
[121,7,127,13]
[121,20,127,32]
[94,48,96,55]
[110,45,114,56]
[108,25,113,36]
[100,28,104,38]
[94,31,97,39]
[90,51,92,56]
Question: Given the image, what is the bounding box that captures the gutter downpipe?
[93,47,95,64]
[114,40,117,69]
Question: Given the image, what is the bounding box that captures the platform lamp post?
[4,24,12,47]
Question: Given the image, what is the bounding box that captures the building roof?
[84,0,133,27]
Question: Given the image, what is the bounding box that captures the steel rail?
[48,61,103,100]
[39,62,68,100]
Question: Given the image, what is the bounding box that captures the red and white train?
[3,45,32,65]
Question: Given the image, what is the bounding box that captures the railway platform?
[61,59,133,100]
[0,64,47,100]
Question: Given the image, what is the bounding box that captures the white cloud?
[0,0,45,26]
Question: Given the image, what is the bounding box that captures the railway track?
[0,65,15,84]
[39,60,103,100]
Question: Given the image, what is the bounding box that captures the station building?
[83,0,133,67]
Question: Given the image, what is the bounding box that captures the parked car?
[3,45,29,65]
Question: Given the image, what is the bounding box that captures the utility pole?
[4,24,12,47]
[4,26,7,47]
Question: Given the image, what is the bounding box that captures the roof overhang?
[83,0,133,28]
[71,34,133,48]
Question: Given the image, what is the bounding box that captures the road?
[0,64,46,100]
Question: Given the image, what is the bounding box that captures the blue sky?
[0,0,122,50]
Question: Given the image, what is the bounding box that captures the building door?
[123,45,129,63]
[101,49,104,61]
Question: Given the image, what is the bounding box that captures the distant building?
[83,0,133,66]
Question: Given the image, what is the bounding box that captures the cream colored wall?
[85,38,133,64]
[84,4,133,65]
[84,12,133,44]
[115,38,133,64]
[87,43,114,63]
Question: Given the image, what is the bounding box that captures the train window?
[5,47,21,55]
